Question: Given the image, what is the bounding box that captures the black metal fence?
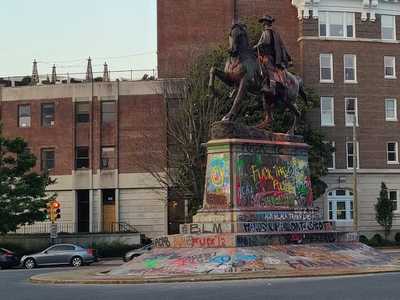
[12,222,139,234]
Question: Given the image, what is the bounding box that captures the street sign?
[50,223,58,239]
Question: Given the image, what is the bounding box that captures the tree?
[0,127,56,234]
[141,18,333,217]
[375,182,394,239]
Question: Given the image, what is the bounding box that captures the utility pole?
[352,110,358,232]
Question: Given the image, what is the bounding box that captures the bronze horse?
[208,23,307,134]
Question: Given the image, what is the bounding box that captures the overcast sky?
[0,0,157,78]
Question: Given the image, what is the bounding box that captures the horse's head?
[228,23,250,57]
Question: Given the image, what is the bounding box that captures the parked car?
[0,248,19,269]
[123,244,153,262]
[20,244,97,269]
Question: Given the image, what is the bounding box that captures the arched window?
[327,189,353,222]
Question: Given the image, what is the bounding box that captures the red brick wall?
[118,94,167,173]
[157,0,235,78]
[157,0,300,78]
[1,98,74,175]
[302,39,400,169]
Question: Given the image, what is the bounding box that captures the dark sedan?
[0,248,19,269]
[21,244,97,269]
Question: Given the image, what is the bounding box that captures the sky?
[0,0,157,79]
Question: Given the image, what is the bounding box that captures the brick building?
[157,0,400,237]
[0,81,168,238]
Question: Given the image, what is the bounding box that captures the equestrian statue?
[208,15,307,134]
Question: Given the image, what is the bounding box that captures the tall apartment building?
[157,0,400,237]
[0,81,168,238]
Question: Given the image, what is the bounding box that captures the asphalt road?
[1,266,400,300]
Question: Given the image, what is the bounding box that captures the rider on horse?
[254,15,292,98]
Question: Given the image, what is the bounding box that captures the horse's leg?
[208,66,216,91]
[256,94,273,130]
[222,77,246,121]
[286,101,301,135]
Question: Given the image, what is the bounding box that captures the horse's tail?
[297,76,308,104]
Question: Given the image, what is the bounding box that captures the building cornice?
[298,36,400,43]
[292,0,400,21]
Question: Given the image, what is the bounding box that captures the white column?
[115,188,120,224]
[98,189,103,232]
[89,189,94,232]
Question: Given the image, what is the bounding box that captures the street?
[1,266,400,300]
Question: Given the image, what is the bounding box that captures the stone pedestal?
[154,123,356,249]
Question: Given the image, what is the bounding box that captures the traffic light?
[46,202,53,221]
[50,201,61,222]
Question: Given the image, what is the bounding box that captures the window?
[41,103,55,127]
[344,55,357,82]
[320,97,334,126]
[101,146,115,169]
[320,54,333,82]
[385,99,397,121]
[345,98,358,127]
[346,142,359,169]
[381,15,396,40]
[47,245,75,252]
[101,101,116,124]
[327,189,353,222]
[323,141,335,170]
[387,142,398,164]
[319,12,354,38]
[18,104,31,128]
[76,146,89,169]
[389,190,399,211]
[384,56,396,78]
[41,148,55,171]
[76,103,89,123]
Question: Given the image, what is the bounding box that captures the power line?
[36,51,156,65]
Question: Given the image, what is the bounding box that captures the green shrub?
[89,241,141,258]
[395,232,400,244]
[359,235,369,244]
[369,234,384,246]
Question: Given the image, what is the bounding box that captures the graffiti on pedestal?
[154,234,235,248]
[236,151,313,209]
[237,210,323,222]
[205,153,230,208]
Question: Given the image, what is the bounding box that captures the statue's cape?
[269,29,291,68]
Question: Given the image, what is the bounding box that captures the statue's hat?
[258,15,274,24]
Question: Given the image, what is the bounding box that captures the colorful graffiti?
[237,210,323,222]
[110,243,395,277]
[180,223,230,234]
[154,234,236,249]
[205,154,230,208]
[239,221,332,234]
[236,150,313,209]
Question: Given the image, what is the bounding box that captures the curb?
[30,267,400,285]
